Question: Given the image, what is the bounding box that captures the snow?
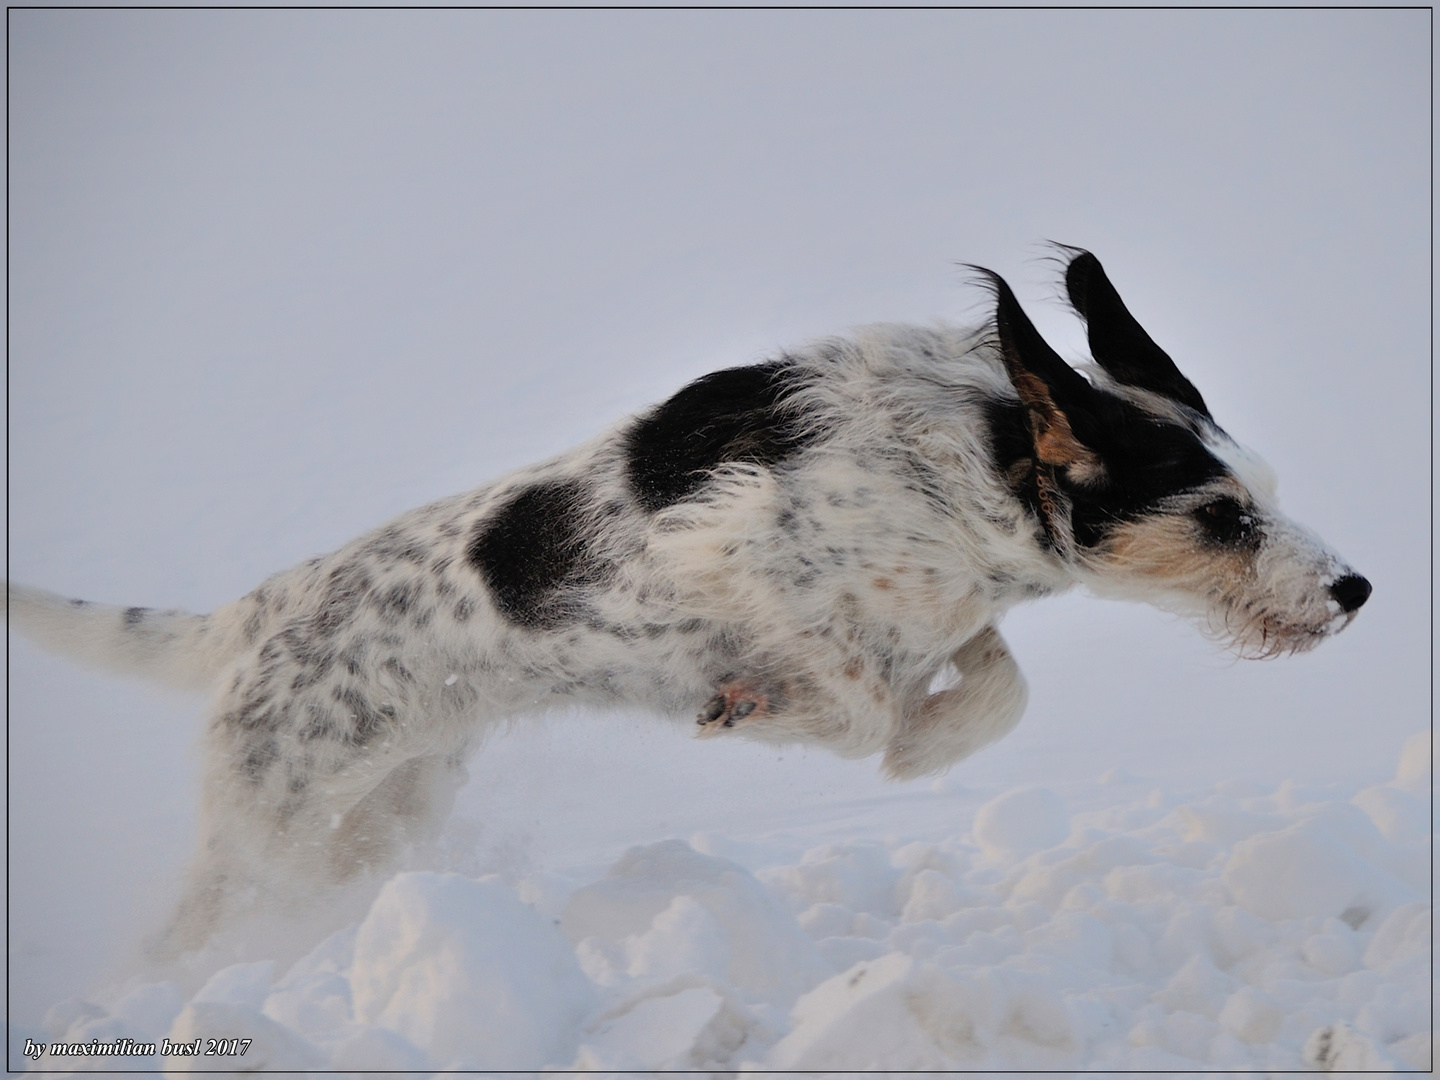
[973,785,1071,858]
[349,874,596,1069]
[19,736,1431,1074]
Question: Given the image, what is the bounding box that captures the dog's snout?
[1329,573,1372,614]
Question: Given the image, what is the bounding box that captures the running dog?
[8,248,1370,953]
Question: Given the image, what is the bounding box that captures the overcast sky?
[6,9,1429,1022]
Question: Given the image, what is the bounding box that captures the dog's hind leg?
[325,751,470,879]
[152,749,470,957]
[881,625,1028,780]
[152,810,271,958]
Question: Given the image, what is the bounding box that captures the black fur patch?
[623,361,815,513]
[980,398,1032,473]
[980,397,1046,529]
[1062,250,1210,418]
[1064,396,1227,548]
[1194,495,1260,549]
[467,480,604,629]
[983,392,1226,550]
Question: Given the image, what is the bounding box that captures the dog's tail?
[7,582,233,692]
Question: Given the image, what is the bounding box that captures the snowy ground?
[14,728,1431,1074]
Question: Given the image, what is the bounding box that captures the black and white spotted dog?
[9,249,1370,953]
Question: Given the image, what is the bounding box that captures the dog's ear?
[971,267,1104,481]
[1061,249,1211,419]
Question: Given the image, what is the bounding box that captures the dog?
[8,248,1370,954]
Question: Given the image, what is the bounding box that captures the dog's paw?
[880,738,936,782]
[696,681,773,736]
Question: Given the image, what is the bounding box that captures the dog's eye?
[1195,497,1257,546]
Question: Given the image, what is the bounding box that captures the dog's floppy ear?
[1060,248,1210,419]
[971,266,1104,481]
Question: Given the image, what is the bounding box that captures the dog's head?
[977,249,1369,657]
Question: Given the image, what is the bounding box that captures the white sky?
[6,9,1430,1027]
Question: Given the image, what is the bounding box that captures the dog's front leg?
[693,658,901,759]
[695,676,786,733]
[881,624,1028,780]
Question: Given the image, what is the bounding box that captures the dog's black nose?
[1329,573,1372,614]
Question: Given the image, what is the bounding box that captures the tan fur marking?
[1005,458,1033,488]
[1103,514,1250,584]
[1008,372,1096,471]
[1093,505,1336,660]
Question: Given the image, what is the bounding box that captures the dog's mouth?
[1211,607,1357,660]
[1140,583,1360,660]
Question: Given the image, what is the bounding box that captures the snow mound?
[19,734,1431,1073]
[562,839,826,1006]
[350,872,597,1069]
[974,785,1071,858]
